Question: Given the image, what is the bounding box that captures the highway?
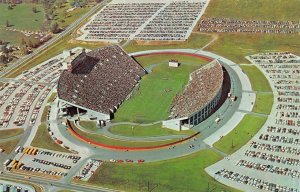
[0,0,110,78]
[0,173,119,192]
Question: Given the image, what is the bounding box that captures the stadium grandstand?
[57,45,146,121]
[163,60,224,130]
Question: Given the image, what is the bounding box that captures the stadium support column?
[77,107,80,121]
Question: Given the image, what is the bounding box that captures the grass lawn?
[214,114,267,154]
[71,122,180,147]
[205,33,300,64]
[0,29,39,46]
[40,105,49,122]
[0,128,23,140]
[54,3,93,29]
[0,4,45,30]
[253,93,273,115]
[109,123,195,137]
[124,33,212,53]
[114,54,208,123]
[31,123,70,153]
[79,120,98,132]
[240,65,272,92]
[0,138,20,153]
[202,0,300,20]
[85,149,240,192]
[47,92,57,103]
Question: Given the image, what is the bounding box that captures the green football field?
[113,54,209,123]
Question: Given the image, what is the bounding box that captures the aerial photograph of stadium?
[0,0,299,191]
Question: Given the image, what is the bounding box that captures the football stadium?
[57,45,231,131]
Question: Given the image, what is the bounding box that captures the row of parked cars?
[32,158,72,170]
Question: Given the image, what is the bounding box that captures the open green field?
[0,128,23,139]
[205,33,300,64]
[0,4,45,30]
[214,114,267,154]
[79,120,98,132]
[54,3,92,29]
[0,29,39,45]
[109,123,195,137]
[71,122,180,147]
[240,65,272,92]
[0,138,20,153]
[85,149,240,192]
[202,0,300,20]
[31,123,70,153]
[253,93,274,115]
[114,54,208,123]
[40,105,49,122]
[124,33,212,53]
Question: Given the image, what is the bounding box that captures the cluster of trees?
[0,43,13,64]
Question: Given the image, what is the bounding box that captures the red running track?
[66,120,200,151]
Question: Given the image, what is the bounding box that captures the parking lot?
[6,148,81,180]
[73,159,102,181]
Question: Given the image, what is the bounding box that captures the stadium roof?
[58,45,145,115]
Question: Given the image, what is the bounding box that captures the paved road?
[0,173,118,192]
[0,0,110,78]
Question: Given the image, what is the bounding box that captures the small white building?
[169,60,180,67]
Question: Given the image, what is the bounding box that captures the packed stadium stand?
[163,60,224,130]
[57,45,146,120]
[78,0,208,42]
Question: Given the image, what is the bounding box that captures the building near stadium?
[162,61,224,130]
[57,45,146,121]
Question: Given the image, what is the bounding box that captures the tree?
[6,20,10,27]
[21,38,26,46]
[50,22,60,33]
[32,6,37,13]
[7,5,13,10]
[63,9,68,18]
[26,40,33,48]
[0,55,6,64]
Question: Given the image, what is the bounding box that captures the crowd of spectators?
[58,45,145,115]
[199,18,300,33]
[80,0,207,41]
[170,61,223,118]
